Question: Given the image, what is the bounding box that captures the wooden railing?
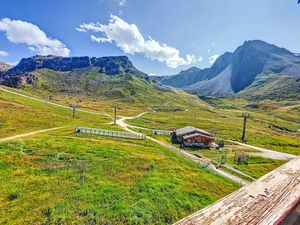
[75,127,146,140]
[152,129,172,136]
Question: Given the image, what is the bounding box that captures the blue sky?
[0,0,299,75]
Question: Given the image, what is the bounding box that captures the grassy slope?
[15,69,299,154]
[127,97,300,155]
[0,86,111,138]
[189,148,286,179]
[237,73,300,101]
[18,69,209,117]
[0,85,240,224]
[0,128,238,225]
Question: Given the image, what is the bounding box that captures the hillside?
[0,53,299,224]
[238,73,300,100]
[151,67,203,88]
[0,85,240,224]
[152,40,300,99]
[0,55,178,105]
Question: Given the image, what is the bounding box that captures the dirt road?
[0,87,113,119]
[0,126,71,143]
[227,140,297,160]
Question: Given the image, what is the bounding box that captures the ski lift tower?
[111,104,119,125]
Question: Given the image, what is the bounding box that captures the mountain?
[152,40,300,99]
[2,55,147,78]
[151,67,203,87]
[0,55,149,88]
[0,55,175,103]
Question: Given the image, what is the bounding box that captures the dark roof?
[175,126,212,137]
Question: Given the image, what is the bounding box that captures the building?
[172,126,215,148]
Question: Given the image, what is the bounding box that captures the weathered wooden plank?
[174,158,300,225]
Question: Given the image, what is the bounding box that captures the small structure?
[152,129,172,136]
[234,152,249,165]
[172,126,216,149]
[75,127,146,140]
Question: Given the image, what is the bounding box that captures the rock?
[4,55,147,78]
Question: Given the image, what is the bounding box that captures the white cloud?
[0,18,70,57]
[77,15,195,68]
[0,50,8,56]
[208,54,219,65]
[6,61,18,66]
[148,73,157,76]
[198,56,203,62]
[115,0,126,6]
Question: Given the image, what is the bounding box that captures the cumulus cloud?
[208,54,219,65]
[0,50,8,56]
[77,15,195,68]
[0,18,70,56]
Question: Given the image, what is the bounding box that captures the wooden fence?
[152,129,172,136]
[75,127,146,140]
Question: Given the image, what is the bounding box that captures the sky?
[0,0,299,75]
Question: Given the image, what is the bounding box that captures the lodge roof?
[175,126,212,137]
[183,133,214,140]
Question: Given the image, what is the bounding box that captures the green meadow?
[0,83,299,224]
[127,98,300,155]
[0,128,238,224]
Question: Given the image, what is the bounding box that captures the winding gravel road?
[227,140,297,160]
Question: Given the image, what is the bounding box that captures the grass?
[0,73,299,224]
[0,85,112,138]
[127,100,300,155]
[131,127,286,181]
[189,147,286,179]
[0,128,239,224]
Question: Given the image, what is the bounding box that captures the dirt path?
[116,113,249,185]
[0,126,71,143]
[227,140,297,160]
[0,87,113,119]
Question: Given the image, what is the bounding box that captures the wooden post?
[70,104,78,119]
[241,112,249,142]
[114,107,117,125]
[111,104,119,125]
[72,107,76,118]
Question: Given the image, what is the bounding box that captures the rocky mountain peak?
[3,55,147,78]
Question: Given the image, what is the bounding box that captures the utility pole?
[111,104,119,125]
[241,112,250,142]
[70,104,78,119]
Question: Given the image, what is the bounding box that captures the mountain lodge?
[172,126,216,148]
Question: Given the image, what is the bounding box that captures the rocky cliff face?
[4,55,146,77]
[0,55,148,87]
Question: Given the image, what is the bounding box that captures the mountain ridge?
[1,55,148,78]
[151,40,300,99]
